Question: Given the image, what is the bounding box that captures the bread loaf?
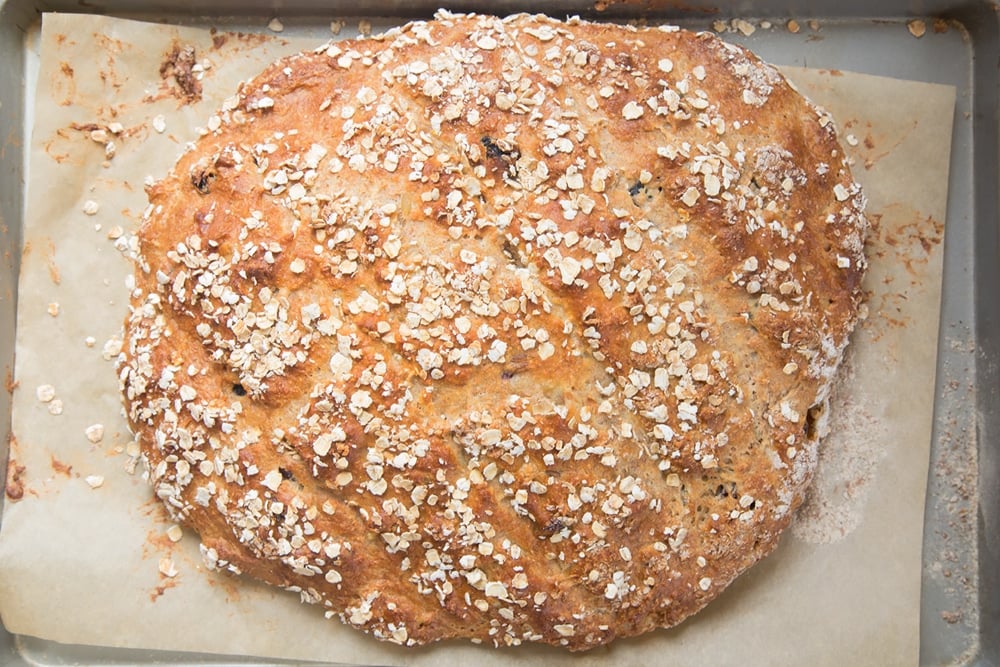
[118,12,868,650]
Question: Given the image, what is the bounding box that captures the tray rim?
[0,1,996,665]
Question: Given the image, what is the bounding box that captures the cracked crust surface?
[118,12,867,651]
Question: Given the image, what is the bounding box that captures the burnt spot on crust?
[481,135,520,162]
[190,162,216,194]
[480,135,521,182]
[542,517,567,534]
[628,181,662,207]
[805,404,824,440]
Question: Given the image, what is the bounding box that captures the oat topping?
[118,12,867,652]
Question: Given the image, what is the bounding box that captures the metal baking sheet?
[0,1,995,665]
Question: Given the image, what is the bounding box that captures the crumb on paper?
[358,19,373,36]
[85,336,96,347]
[330,20,344,35]
[5,459,26,502]
[712,20,727,33]
[267,17,284,33]
[808,19,821,31]
[47,399,64,415]
[107,122,123,134]
[160,44,202,104]
[759,20,772,30]
[47,302,60,317]
[85,423,105,443]
[158,557,179,578]
[786,19,800,33]
[908,19,927,38]
[107,226,124,240]
[104,141,116,160]
[85,475,104,489]
[152,115,166,133]
[846,134,859,146]
[82,200,100,215]
[89,129,108,144]
[167,525,184,542]
[36,384,56,403]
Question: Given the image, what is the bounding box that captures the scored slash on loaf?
[117,11,867,650]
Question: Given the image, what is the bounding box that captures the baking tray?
[0,0,996,665]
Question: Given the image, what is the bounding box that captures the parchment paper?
[0,13,955,665]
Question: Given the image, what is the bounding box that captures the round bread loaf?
[118,12,867,651]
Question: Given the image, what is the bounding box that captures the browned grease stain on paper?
[144,527,175,555]
[93,32,128,96]
[73,121,147,142]
[857,206,945,349]
[150,576,181,602]
[43,129,75,165]
[49,455,74,478]
[54,61,76,107]
[135,497,173,540]
[46,239,61,285]
[892,215,945,256]
[207,575,243,604]
[142,520,187,602]
[861,119,920,170]
[877,208,945,277]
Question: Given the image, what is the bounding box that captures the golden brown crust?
[118,12,867,650]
